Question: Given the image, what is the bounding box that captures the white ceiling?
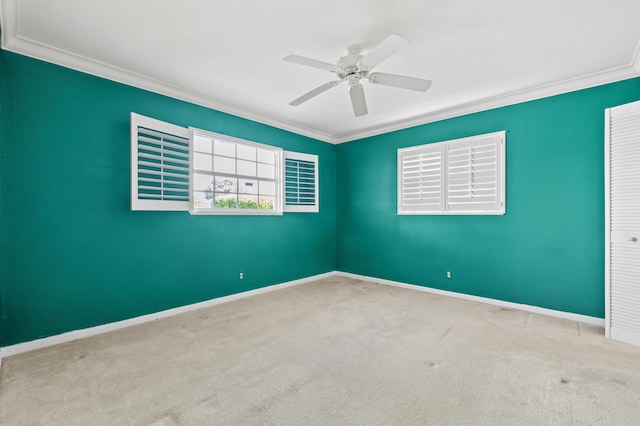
[2,0,640,143]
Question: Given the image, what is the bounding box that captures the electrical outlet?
[239,272,244,280]
[446,271,451,279]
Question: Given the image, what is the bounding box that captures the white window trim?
[284,151,319,213]
[398,131,506,215]
[188,127,284,216]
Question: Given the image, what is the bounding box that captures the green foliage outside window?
[214,197,274,210]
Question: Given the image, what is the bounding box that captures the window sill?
[189,209,283,216]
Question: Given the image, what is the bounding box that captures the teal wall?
[2,45,639,346]
[0,51,336,345]
[0,41,4,344]
[337,77,640,318]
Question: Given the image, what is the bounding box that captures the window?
[189,128,283,215]
[130,113,319,214]
[398,131,505,215]
[284,151,319,213]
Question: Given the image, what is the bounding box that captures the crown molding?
[334,63,640,143]
[0,2,338,144]
[2,0,638,145]
[3,36,339,144]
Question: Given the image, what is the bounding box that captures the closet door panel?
[607,100,640,347]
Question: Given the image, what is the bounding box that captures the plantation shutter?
[284,151,319,212]
[398,131,505,215]
[131,113,190,211]
[398,143,445,213]
[606,100,640,347]
[446,132,505,214]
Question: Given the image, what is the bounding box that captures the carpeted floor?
[1,276,640,425]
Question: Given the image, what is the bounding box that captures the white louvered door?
[605,100,640,347]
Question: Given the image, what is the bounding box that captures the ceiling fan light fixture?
[284,34,431,117]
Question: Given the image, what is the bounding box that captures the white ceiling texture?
[2,0,640,143]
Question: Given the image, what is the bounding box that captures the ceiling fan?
[283,34,431,117]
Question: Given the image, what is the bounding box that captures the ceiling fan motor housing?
[337,52,368,85]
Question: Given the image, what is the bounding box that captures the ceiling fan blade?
[283,55,339,73]
[358,34,410,70]
[289,81,341,106]
[368,72,432,92]
[349,84,368,117]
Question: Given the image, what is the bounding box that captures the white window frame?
[188,127,284,215]
[284,151,319,213]
[130,113,319,215]
[398,131,506,215]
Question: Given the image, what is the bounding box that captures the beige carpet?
[1,276,640,425]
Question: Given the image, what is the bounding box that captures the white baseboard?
[336,271,605,327]
[0,269,606,367]
[0,271,336,360]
